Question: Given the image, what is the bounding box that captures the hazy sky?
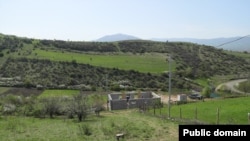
[1,0,250,41]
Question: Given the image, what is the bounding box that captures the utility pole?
[168,55,171,119]
[105,73,108,91]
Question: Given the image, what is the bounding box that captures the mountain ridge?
[95,33,250,52]
[152,36,250,52]
[96,33,140,42]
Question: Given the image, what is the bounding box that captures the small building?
[107,91,161,111]
[177,94,187,102]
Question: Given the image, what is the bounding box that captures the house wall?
[108,92,161,110]
[140,92,152,98]
[110,94,120,100]
[110,99,128,110]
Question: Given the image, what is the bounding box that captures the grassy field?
[0,110,178,141]
[38,89,108,104]
[38,89,80,98]
[151,96,250,124]
[8,45,175,74]
[32,49,172,73]
[2,87,249,125]
[1,87,250,140]
[1,95,249,141]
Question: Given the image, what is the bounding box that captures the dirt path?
[215,79,249,94]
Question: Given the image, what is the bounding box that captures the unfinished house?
[107,91,161,111]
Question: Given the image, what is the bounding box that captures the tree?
[92,94,105,116]
[71,59,78,67]
[24,79,33,88]
[42,97,60,118]
[201,86,211,98]
[94,105,105,117]
[68,94,89,122]
[152,99,162,115]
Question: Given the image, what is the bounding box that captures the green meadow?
[38,89,107,104]
[38,89,80,98]
[151,96,250,124]
[13,47,175,74]
[0,94,249,141]
[0,110,178,141]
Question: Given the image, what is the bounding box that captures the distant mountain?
[96,33,140,42]
[151,36,250,52]
[96,33,250,51]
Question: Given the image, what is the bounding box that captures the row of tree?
[0,57,196,91]
[1,93,105,122]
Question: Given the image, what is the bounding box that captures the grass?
[7,45,175,74]
[151,96,250,124]
[193,78,210,87]
[0,110,179,141]
[31,49,171,73]
[38,90,108,105]
[0,116,83,141]
[87,93,108,104]
[0,88,249,140]
[38,89,80,98]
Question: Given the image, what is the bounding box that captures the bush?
[0,52,4,57]
[32,103,46,118]
[2,103,16,115]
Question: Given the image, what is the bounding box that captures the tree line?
[0,91,105,122]
[0,57,195,91]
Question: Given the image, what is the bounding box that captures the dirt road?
[215,79,249,94]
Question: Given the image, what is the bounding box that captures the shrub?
[2,103,16,115]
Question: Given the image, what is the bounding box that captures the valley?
[0,33,250,140]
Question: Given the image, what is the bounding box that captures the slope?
[0,33,249,91]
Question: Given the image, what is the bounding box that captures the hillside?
[0,33,249,91]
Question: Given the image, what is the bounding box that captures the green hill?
[0,33,249,91]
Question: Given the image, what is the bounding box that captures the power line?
[216,35,250,47]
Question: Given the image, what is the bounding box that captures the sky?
[0,0,250,41]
